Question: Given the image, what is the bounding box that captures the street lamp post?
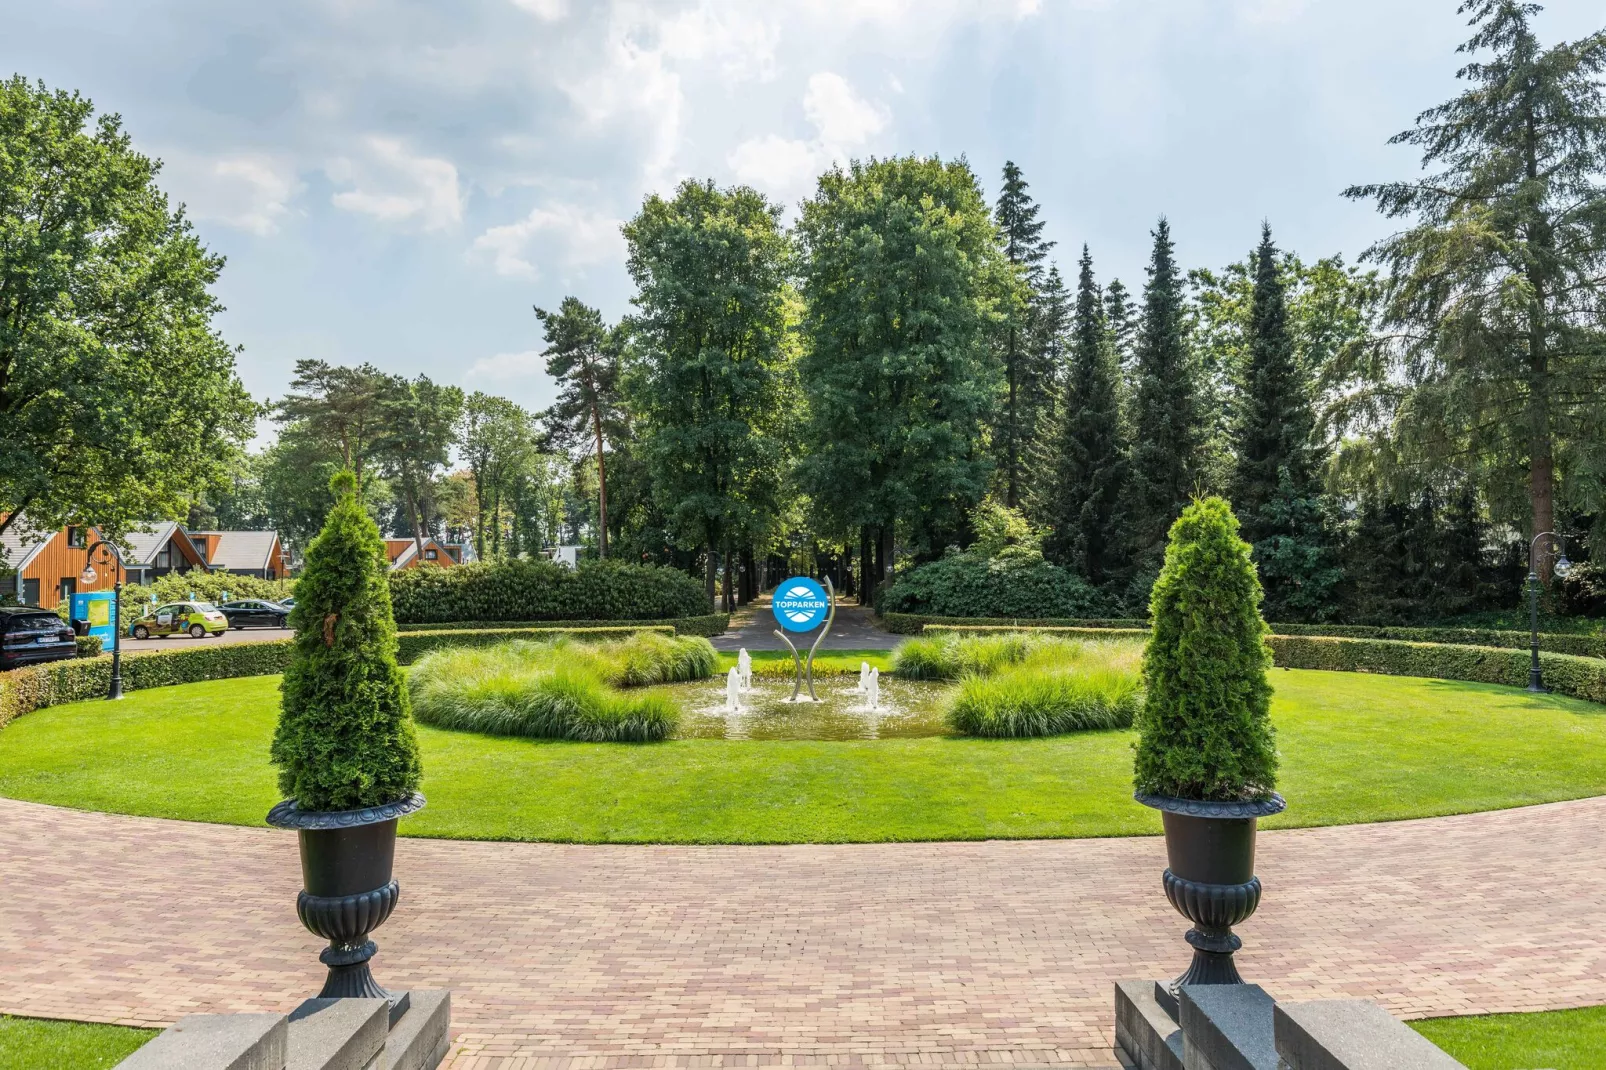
[80,540,126,701]
[1525,531,1574,693]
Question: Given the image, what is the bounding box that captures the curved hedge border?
[888,611,1606,658]
[394,614,728,637]
[923,624,1606,706]
[0,626,679,729]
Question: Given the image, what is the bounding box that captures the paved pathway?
[712,600,901,652]
[115,627,293,654]
[1,797,1602,1069]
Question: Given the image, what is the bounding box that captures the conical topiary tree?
[271,470,422,812]
[1134,496,1277,802]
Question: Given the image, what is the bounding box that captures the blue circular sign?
[772,576,830,633]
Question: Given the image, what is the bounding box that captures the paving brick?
[0,797,1601,1070]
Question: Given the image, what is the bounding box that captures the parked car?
[129,601,229,640]
[219,599,291,629]
[0,607,78,670]
[278,596,296,609]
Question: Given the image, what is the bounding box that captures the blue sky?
[4,0,1599,433]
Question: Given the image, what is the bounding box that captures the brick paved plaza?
[2,796,1602,1069]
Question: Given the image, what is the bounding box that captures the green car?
[129,601,229,640]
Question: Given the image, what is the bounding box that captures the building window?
[66,526,86,549]
[59,576,77,602]
[425,548,438,560]
[156,547,170,568]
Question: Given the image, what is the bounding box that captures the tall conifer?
[1120,218,1202,595]
[992,161,1055,508]
[1229,225,1338,620]
[1040,246,1126,583]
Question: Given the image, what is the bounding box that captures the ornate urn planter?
[1136,792,1285,993]
[267,792,426,1014]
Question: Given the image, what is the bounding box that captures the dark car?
[218,599,291,630]
[1,606,78,671]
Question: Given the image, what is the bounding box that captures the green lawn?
[0,667,1602,843]
[1412,1004,1606,1069]
[0,1016,155,1070]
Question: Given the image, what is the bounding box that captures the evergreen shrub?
[74,636,103,658]
[879,549,1114,619]
[1134,497,1278,802]
[388,559,709,625]
[270,472,422,812]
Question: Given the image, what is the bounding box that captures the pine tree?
[1040,246,1127,584]
[1120,218,1203,595]
[1103,278,1137,375]
[1134,496,1277,802]
[1030,263,1071,426]
[992,161,1056,508]
[271,470,422,812]
[1229,225,1339,621]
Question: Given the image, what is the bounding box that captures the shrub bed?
[1266,635,1606,703]
[393,614,729,637]
[892,633,1035,680]
[407,634,716,742]
[878,552,1116,619]
[389,559,709,624]
[946,640,1143,738]
[882,612,1148,634]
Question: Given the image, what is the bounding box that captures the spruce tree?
[1229,225,1339,621]
[271,470,422,812]
[1120,218,1203,596]
[1040,246,1127,584]
[1134,496,1277,802]
[992,161,1056,508]
[1103,277,1137,375]
[1030,263,1071,427]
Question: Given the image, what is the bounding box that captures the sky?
[4,0,1600,438]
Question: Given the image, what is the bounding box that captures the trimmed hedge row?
[882,612,1149,635]
[922,624,1149,641]
[1266,635,1606,704]
[389,559,709,624]
[890,611,1604,658]
[0,626,683,728]
[394,614,729,637]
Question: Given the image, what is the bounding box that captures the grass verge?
[1411,1003,1606,1069]
[1,668,1603,843]
[0,1016,155,1070]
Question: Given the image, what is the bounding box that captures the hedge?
[0,626,680,729]
[882,613,1149,635]
[1266,635,1606,705]
[388,559,709,624]
[922,624,1149,641]
[393,614,729,637]
[889,611,1604,657]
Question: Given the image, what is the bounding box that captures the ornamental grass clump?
[892,633,1033,680]
[270,471,422,812]
[1133,496,1278,802]
[406,633,706,742]
[943,638,1144,737]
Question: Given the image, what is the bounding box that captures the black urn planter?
[267,792,425,1014]
[1136,792,1285,994]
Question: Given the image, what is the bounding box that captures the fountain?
[866,667,880,710]
[738,648,753,691]
[857,661,870,692]
[725,668,742,713]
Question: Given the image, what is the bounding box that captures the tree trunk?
[878,524,895,599]
[591,405,609,560]
[859,525,873,607]
[704,547,717,611]
[407,479,426,564]
[722,547,735,613]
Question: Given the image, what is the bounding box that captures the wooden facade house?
[190,531,289,580]
[384,538,463,570]
[0,520,122,607]
[122,522,210,586]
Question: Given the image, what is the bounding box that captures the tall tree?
[992,161,1055,508]
[623,179,795,610]
[797,155,1009,601]
[1038,246,1127,583]
[1120,218,1204,590]
[375,375,463,562]
[276,361,395,490]
[1342,0,1606,576]
[1228,226,1339,621]
[457,392,534,561]
[1031,263,1072,426]
[0,76,257,545]
[535,297,623,559]
[1104,278,1138,375]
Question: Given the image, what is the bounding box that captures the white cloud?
[509,0,566,19]
[728,72,888,201]
[466,348,546,381]
[471,202,625,279]
[161,152,302,235]
[804,72,888,151]
[327,136,463,231]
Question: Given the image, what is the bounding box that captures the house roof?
[122,522,185,568]
[191,531,280,572]
[0,519,54,573]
